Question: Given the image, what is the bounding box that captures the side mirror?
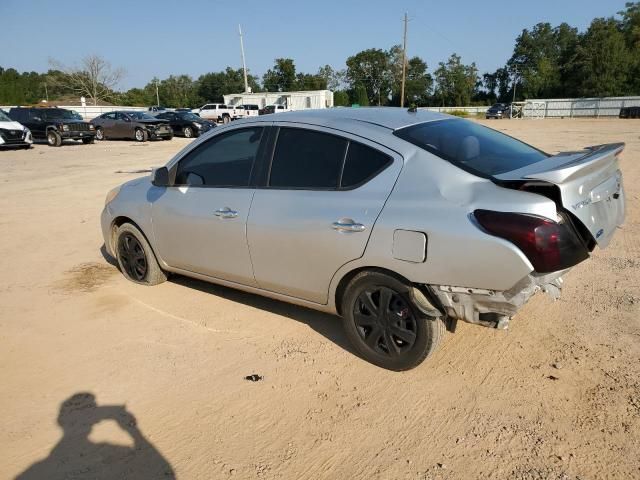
[123,117,131,122]
[151,166,170,187]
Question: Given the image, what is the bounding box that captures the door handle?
[214,207,238,219]
[332,219,366,232]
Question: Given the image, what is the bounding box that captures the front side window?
[395,119,548,177]
[269,128,347,189]
[103,112,117,120]
[174,127,263,187]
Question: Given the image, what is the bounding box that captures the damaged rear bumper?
[427,270,568,329]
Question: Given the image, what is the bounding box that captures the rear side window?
[342,142,392,188]
[269,128,347,189]
[395,119,548,176]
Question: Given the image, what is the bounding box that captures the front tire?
[95,128,104,140]
[134,128,148,142]
[47,130,62,147]
[183,126,194,138]
[115,223,167,286]
[341,271,445,371]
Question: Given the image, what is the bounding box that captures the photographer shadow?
[15,392,175,480]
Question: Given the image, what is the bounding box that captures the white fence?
[523,96,640,118]
[0,105,147,120]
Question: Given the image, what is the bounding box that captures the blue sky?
[0,0,629,90]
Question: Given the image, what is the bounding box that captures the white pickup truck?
[195,104,244,124]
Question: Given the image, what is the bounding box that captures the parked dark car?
[91,111,173,142]
[619,106,640,119]
[485,103,511,119]
[8,107,96,147]
[156,111,215,138]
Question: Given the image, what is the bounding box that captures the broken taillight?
[473,210,589,273]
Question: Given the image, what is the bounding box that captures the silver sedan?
[101,108,625,370]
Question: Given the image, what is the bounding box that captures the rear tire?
[222,115,230,124]
[341,271,445,371]
[47,130,62,147]
[114,223,167,286]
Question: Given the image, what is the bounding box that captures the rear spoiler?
[495,143,624,184]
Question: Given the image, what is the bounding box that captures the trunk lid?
[495,143,625,247]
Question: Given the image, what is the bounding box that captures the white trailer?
[223,90,334,111]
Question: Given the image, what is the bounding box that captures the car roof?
[248,107,450,131]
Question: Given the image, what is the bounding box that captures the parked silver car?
[101,108,625,370]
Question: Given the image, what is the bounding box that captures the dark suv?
[8,107,96,146]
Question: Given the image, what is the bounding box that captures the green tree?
[294,73,327,90]
[333,90,350,106]
[573,17,632,96]
[317,65,345,91]
[197,68,260,103]
[619,2,640,92]
[263,58,297,92]
[508,22,579,98]
[433,54,478,106]
[345,48,392,105]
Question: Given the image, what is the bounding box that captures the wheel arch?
[333,266,414,316]
[109,216,154,258]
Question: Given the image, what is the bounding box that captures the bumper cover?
[430,270,567,329]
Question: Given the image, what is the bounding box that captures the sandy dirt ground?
[1,119,639,480]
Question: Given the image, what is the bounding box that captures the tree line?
[1,2,638,107]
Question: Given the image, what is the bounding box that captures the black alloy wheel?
[117,233,147,281]
[353,286,418,358]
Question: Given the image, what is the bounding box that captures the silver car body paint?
[101,108,625,328]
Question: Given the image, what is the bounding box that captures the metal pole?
[155,79,160,107]
[512,65,517,103]
[239,24,249,93]
[44,83,48,102]
[400,12,408,108]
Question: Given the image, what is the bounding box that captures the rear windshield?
[394,119,548,176]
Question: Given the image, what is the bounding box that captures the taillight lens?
[473,210,589,273]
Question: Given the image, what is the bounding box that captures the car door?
[27,110,46,139]
[247,125,402,304]
[99,112,118,137]
[151,125,266,285]
[115,112,134,138]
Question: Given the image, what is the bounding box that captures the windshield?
[395,119,548,177]
[125,112,156,120]
[0,110,11,122]
[42,109,77,120]
[178,112,202,121]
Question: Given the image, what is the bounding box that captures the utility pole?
[239,24,249,93]
[155,79,160,107]
[512,64,519,103]
[400,12,408,107]
[44,82,49,102]
[510,65,519,118]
